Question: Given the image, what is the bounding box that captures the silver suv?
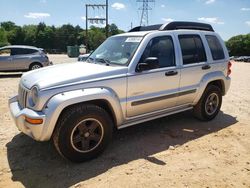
[9,22,231,162]
[0,45,51,71]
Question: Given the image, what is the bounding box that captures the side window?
[140,36,175,68]
[25,49,38,54]
[178,35,207,65]
[11,48,38,56]
[11,48,20,56]
[0,49,11,56]
[206,35,225,60]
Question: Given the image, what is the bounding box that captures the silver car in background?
[77,53,90,62]
[0,45,52,71]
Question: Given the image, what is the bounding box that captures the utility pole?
[106,0,108,38]
[137,0,155,26]
[85,1,108,52]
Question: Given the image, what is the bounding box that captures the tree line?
[0,21,124,53]
[226,33,250,56]
[0,21,249,56]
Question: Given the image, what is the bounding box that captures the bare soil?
[0,56,249,188]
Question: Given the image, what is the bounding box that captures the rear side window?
[178,35,207,65]
[206,35,225,60]
[11,48,38,55]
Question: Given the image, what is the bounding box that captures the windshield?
[88,36,143,65]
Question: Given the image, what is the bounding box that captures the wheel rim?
[70,118,104,153]
[205,93,219,115]
[32,64,41,70]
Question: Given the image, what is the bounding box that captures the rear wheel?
[193,85,222,121]
[29,63,42,70]
[53,104,113,162]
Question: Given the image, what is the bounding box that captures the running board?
[118,106,193,129]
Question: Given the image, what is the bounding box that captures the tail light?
[227,61,232,76]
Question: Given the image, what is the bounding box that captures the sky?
[0,0,249,40]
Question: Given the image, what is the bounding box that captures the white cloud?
[111,2,126,10]
[161,4,165,8]
[205,0,215,4]
[198,17,224,24]
[161,18,174,22]
[81,16,86,21]
[24,12,50,19]
[241,8,250,11]
[246,21,250,26]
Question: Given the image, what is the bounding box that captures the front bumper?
[9,95,46,141]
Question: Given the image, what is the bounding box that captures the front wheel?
[193,85,222,121]
[53,104,113,162]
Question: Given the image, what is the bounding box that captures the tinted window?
[141,36,175,68]
[206,35,225,60]
[11,48,38,55]
[179,35,207,65]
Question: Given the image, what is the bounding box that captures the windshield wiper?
[86,57,94,63]
[95,58,111,66]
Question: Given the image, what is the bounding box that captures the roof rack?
[128,21,214,32]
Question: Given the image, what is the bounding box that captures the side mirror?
[137,57,159,72]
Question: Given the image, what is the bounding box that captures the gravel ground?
[0,56,249,188]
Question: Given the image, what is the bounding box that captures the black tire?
[29,63,42,70]
[53,104,113,162]
[193,85,222,121]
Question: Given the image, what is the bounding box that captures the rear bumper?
[9,96,46,141]
[224,76,231,95]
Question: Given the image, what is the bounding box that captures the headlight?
[30,86,39,107]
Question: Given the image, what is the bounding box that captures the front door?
[127,35,180,117]
[0,48,11,71]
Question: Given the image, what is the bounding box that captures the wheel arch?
[29,62,43,70]
[40,87,124,141]
[207,79,225,95]
[59,99,117,127]
[193,71,229,104]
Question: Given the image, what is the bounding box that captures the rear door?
[176,34,208,105]
[11,48,37,70]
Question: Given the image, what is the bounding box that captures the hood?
[21,62,128,89]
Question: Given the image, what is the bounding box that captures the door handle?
[202,65,211,70]
[165,70,178,76]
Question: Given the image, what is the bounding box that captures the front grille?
[18,84,28,109]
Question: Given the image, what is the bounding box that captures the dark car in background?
[0,45,52,71]
[234,56,250,62]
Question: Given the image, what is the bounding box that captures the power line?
[85,0,108,52]
[137,0,155,26]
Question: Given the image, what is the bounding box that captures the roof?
[129,21,214,33]
[0,45,40,50]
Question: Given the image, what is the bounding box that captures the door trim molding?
[131,89,196,106]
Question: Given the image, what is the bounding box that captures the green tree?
[0,21,124,52]
[0,21,16,32]
[0,28,9,47]
[226,34,250,56]
[22,25,37,45]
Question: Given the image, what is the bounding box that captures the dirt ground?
[0,55,249,188]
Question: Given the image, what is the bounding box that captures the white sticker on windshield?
[125,37,142,43]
